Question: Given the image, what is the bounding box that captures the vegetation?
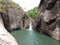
[0,0,6,13]
[26,7,38,19]
[0,0,38,19]
[0,0,21,14]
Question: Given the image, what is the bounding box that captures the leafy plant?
[0,0,6,13]
[26,7,38,19]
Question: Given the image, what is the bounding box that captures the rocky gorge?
[0,0,60,44]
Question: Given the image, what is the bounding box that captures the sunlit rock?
[0,14,18,45]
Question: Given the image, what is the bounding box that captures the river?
[11,30,59,45]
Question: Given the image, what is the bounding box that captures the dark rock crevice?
[46,0,57,10]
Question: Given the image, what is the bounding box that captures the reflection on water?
[11,30,59,45]
[29,20,33,30]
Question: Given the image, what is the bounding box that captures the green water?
[11,30,59,45]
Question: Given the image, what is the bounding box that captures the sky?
[12,0,40,12]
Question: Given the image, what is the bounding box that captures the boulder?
[34,0,60,41]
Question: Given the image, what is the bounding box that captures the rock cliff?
[0,0,31,32]
[34,0,60,41]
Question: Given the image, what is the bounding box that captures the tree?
[26,7,38,19]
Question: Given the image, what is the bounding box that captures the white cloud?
[12,0,40,12]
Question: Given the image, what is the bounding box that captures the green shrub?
[26,7,38,19]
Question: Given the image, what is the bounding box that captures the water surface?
[11,30,59,45]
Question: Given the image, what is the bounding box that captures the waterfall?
[29,20,33,30]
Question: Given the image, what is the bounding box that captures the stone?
[34,0,60,41]
[0,13,18,45]
[0,0,32,32]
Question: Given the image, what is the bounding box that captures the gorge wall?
[0,0,31,32]
[34,0,60,41]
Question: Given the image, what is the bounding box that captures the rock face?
[34,0,60,41]
[0,13,18,45]
[0,0,31,32]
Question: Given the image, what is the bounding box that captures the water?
[11,30,59,45]
[28,20,33,30]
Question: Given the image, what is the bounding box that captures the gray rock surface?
[0,13,18,45]
[34,0,60,41]
[0,0,31,32]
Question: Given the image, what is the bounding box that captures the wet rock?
[34,0,60,41]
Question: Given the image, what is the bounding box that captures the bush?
[26,7,38,19]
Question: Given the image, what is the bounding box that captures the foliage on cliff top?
[0,0,6,13]
[26,7,38,19]
[0,0,22,14]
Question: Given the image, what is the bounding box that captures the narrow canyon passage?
[0,0,60,45]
